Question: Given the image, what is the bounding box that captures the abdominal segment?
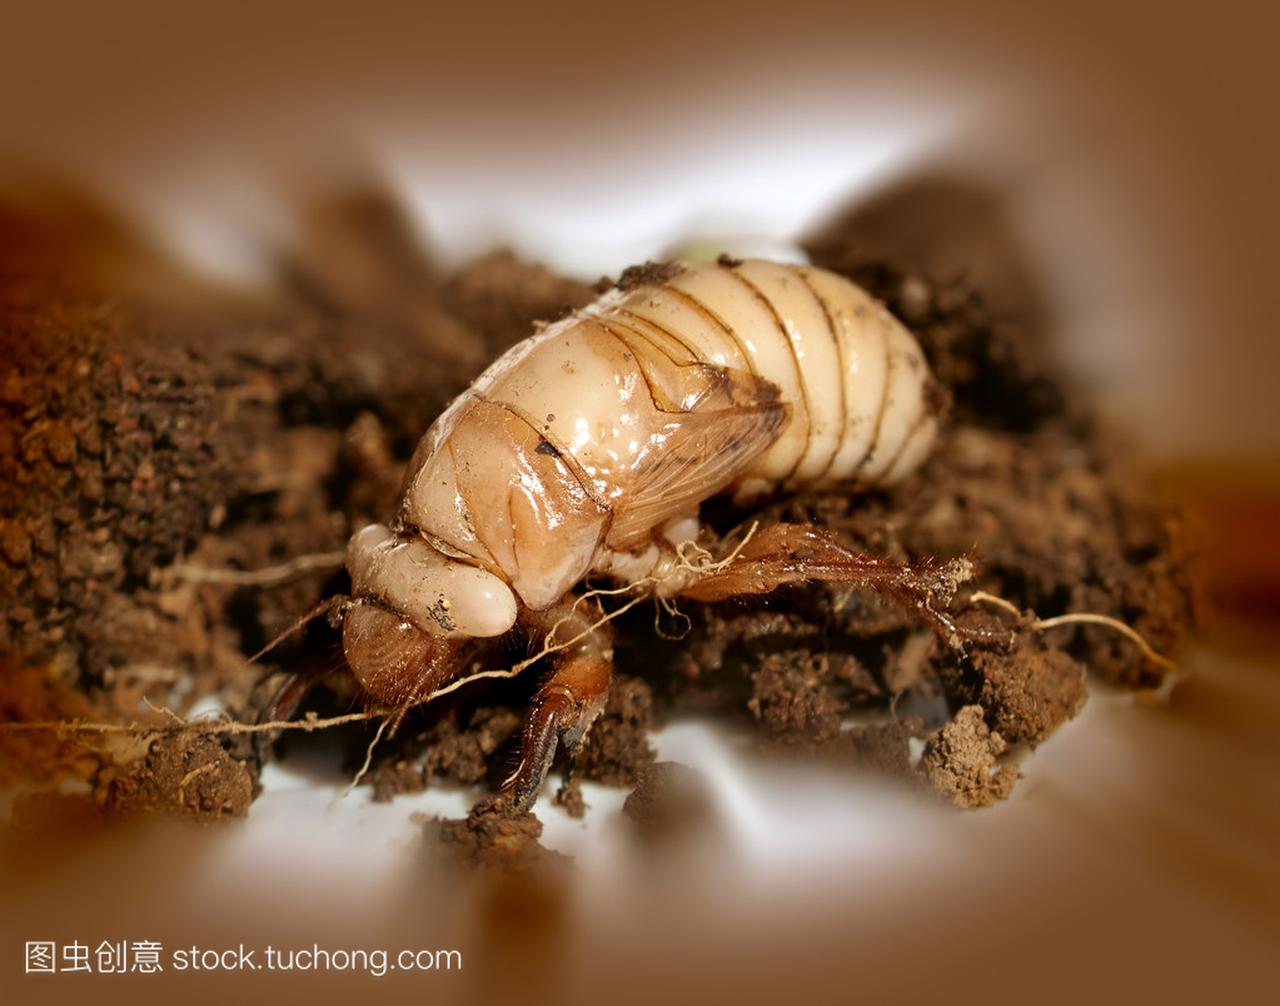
[588,258,938,492]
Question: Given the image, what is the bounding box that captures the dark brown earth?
[920,704,1020,809]
[426,801,571,875]
[0,177,1199,863]
[100,731,256,819]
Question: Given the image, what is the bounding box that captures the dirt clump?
[939,615,1089,745]
[426,801,570,874]
[613,260,685,293]
[553,775,587,819]
[100,732,256,819]
[921,705,1019,809]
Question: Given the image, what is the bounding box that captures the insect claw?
[251,665,326,762]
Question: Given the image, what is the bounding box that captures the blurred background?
[2,1,1277,1003]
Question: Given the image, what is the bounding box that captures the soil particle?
[100,732,256,819]
[613,260,685,292]
[0,190,494,813]
[426,801,570,874]
[553,775,587,819]
[921,705,1019,809]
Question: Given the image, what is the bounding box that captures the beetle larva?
[301,257,982,809]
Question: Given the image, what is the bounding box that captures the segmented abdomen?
[586,258,938,493]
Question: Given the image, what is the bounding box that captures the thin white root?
[0,710,380,738]
[1035,613,1179,672]
[169,551,347,587]
[422,666,525,700]
[968,591,1021,618]
[671,520,760,575]
[175,762,218,805]
[340,716,390,801]
[969,590,1178,672]
[654,595,692,641]
[143,695,189,725]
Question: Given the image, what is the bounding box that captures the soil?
[0,177,1199,863]
[425,801,571,875]
[100,731,257,819]
[920,705,1020,809]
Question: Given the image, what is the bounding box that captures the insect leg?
[677,522,1013,650]
[505,597,614,811]
[257,667,324,725]
[247,664,331,763]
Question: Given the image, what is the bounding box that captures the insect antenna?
[248,594,351,667]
